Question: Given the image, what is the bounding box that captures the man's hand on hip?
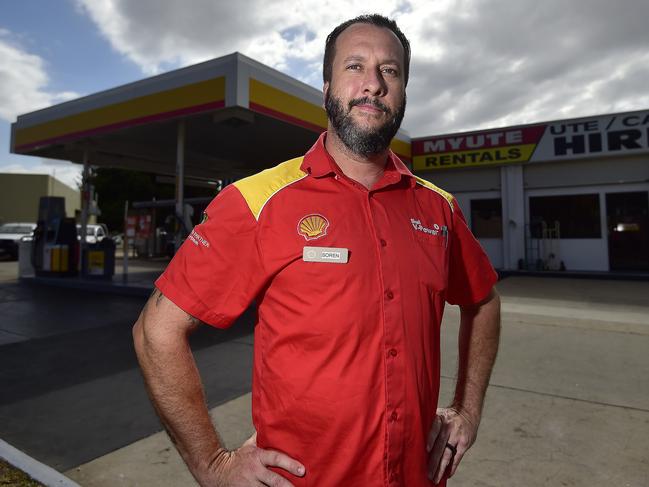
[204,433,306,487]
[426,407,478,484]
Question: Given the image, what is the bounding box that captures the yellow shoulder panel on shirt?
[414,176,455,212]
[233,156,308,220]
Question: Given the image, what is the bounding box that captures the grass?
[0,459,45,486]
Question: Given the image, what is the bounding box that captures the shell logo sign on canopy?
[413,109,649,171]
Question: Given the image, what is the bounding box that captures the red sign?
[136,215,152,239]
[126,216,137,239]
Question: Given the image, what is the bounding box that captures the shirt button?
[380,239,387,247]
[389,348,398,357]
[390,411,398,421]
[386,290,394,300]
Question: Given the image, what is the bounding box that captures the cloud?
[0,30,79,122]
[72,0,649,136]
[402,0,649,134]
[74,0,409,78]
[0,29,81,192]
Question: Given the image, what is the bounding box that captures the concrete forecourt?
[0,257,648,485]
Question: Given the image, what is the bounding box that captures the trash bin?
[18,240,35,278]
[81,238,116,279]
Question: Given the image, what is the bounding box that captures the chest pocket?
[410,229,448,292]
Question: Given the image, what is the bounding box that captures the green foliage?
[91,168,216,231]
[91,168,165,231]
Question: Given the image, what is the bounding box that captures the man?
[133,14,500,487]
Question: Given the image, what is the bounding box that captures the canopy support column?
[80,149,90,252]
[175,120,186,252]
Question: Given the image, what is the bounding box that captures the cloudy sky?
[2,0,648,188]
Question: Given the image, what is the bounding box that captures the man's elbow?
[488,288,501,312]
[461,287,500,315]
[484,289,501,339]
[477,287,501,317]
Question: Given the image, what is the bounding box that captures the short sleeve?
[155,185,269,328]
[445,199,498,305]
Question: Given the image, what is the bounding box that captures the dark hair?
[323,14,411,87]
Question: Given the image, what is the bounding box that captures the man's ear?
[322,81,329,109]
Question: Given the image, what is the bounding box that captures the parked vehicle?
[111,233,124,246]
[76,223,109,244]
[0,222,37,259]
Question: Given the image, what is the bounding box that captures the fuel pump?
[32,197,79,277]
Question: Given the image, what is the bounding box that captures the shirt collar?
[301,131,415,188]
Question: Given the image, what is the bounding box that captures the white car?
[0,222,37,259]
[76,224,109,244]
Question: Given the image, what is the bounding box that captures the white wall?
[525,182,649,271]
[420,166,501,193]
[501,165,525,270]
[557,239,609,271]
[416,155,649,272]
[527,238,608,271]
[479,238,503,269]
[524,155,649,189]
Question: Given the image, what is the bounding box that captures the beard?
[325,91,406,157]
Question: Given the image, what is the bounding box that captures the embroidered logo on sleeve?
[297,214,329,241]
[188,229,210,248]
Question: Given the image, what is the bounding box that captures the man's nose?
[362,67,387,96]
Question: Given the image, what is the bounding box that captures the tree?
[91,168,215,232]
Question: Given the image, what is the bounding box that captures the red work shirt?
[156,132,497,487]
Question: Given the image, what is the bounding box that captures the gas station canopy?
[10,52,411,180]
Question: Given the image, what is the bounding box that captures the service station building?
[412,110,649,273]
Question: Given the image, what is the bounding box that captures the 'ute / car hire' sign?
[412,109,649,171]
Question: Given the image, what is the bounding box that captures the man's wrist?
[207,446,231,469]
[192,446,230,481]
[448,402,481,428]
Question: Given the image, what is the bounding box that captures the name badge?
[303,246,349,264]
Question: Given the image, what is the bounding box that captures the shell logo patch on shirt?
[298,214,329,241]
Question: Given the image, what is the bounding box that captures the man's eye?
[382,67,398,75]
[346,64,361,70]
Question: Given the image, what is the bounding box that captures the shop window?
[471,198,502,238]
[529,194,601,238]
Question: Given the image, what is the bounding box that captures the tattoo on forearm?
[148,288,165,307]
[149,288,200,325]
[185,313,201,326]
